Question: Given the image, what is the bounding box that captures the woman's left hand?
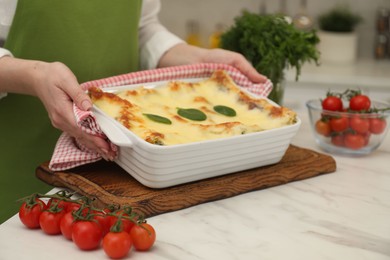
[157,43,267,83]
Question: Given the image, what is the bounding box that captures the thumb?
[70,87,92,111]
[236,62,267,84]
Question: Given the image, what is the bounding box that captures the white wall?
[159,0,390,60]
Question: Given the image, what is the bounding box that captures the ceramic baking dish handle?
[92,108,134,147]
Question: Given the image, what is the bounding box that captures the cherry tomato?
[47,198,69,211]
[130,223,156,251]
[350,116,370,134]
[66,202,81,213]
[103,231,133,259]
[349,95,371,111]
[315,119,331,137]
[18,198,47,229]
[344,133,366,150]
[39,210,66,235]
[369,118,387,134]
[93,210,110,236]
[331,135,344,147]
[330,116,349,132]
[322,96,343,111]
[362,132,371,146]
[60,211,75,240]
[107,211,135,234]
[72,220,103,250]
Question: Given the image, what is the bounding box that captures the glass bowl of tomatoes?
[306,90,390,156]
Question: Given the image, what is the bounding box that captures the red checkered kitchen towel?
[49,63,273,171]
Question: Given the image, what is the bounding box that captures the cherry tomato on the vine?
[349,94,371,111]
[103,231,133,259]
[18,198,47,229]
[107,210,135,234]
[322,96,343,111]
[47,198,69,212]
[315,119,331,137]
[66,202,81,213]
[331,135,345,147]
[330,116,349,132]
[60,211,75,240]
[93,210,111,236]
[344,133,366,150]
[369,118,387,134]
[350,116,370,134]
[130,223,156,251]
[39,210,66,235]
[72,220,103,250]
[362,132,371,146]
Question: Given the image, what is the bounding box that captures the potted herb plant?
[317,5,363,64]
[220,12,320,104]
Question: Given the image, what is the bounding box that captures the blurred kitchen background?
[1,0,389,105]
[159,0,390,107]
[159,0,390,60]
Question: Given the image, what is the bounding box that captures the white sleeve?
[138,0,184,70]
[0,48,12,57]
[0,48,13,100]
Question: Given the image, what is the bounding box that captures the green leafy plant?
[220,12,320,103]
[318,6,362,33]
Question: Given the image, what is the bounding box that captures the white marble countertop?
[1,95,389,260]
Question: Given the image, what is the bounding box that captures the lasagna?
[89,70,297,146]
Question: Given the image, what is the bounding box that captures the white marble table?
[1,100,389,260]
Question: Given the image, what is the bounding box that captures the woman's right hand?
[0,56,117,161]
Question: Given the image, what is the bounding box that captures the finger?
[92,135,118,160]
[66,85,92,111]
[77,132,118,161]
[233,57,268,84]
[58,74,92,111]
[49,62,93,112]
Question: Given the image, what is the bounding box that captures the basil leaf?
[213,105,236,117]
[143,113,172,125]
[177,108,207,121]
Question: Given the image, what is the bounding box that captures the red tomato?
[18,198,47,229]
[322,96,343,111]
[344,133,366,150]
[103,231,133,259]
[72,220,103,250]
[47,198,69,211]
[331,135,345,147]
[66,202,81,213]
[369,118,387,134]
[39,210,66,235]
[349,95,371,111]
[107,211,135,234]
[350,116,370,134]
[315,119,331,137]
[330,116,349,132]
[93,211,110,236]
[60,211,75,240]
[130,223,156,251]
[362,132,371,146]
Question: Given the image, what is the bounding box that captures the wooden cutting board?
[36,145,336,218]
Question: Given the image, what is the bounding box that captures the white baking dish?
[92,79,301,188]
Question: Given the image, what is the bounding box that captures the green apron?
[0,0,142,223]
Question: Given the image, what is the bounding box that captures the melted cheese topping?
[89,70,297,146]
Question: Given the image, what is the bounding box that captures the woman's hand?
[157,43,267,83]
[0,57,116,161]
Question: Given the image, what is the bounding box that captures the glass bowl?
[306,99,390,156]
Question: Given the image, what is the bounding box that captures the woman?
[0,0,266,222]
